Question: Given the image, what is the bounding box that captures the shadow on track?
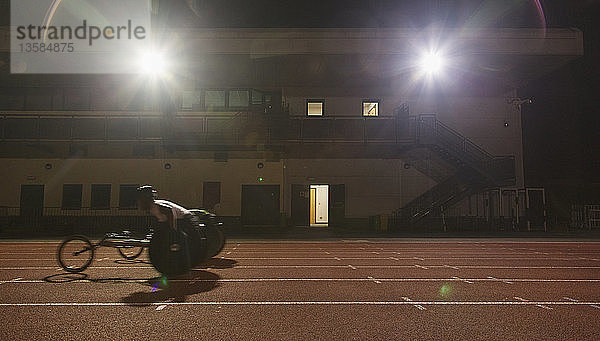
[120,270,220,306]
[113,259,152,265]
[44,273,88,283]
[193,257,237,270]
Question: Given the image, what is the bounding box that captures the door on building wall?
[291,184,309,226]
[20,185,44,216]
[241,185,280,226]
[203,182,221,211]
[310,185,329,227]
[329,184,345,228]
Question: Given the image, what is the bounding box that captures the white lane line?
[567,297,600,309]
[325,252,330,255]
[414,264,429,270]
[5,265,600,270]
[2,301,600,307]
[155,304,167,311]
[514,296,553,310]
[0,277,23,285]
[5,264,600,271]
[452,276,474,284]
[389,257,399,261]
[2,278,600,284]
[487,276,513,284]
[367,276,382,284]
[334,257,341,261]
[444,265,460,270]
[4,257,592,261]
[401,297,427,310]
[348,265,357,270]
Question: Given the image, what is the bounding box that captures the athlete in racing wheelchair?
[136,185,209,277]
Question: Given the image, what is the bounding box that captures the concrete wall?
[285,90,524,188]
[284,159,435,218]
[0,158,284,216]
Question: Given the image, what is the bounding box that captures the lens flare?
[439,284,451,297]
[139,52,167,75]
[419,52,445,75]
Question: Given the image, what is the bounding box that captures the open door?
[291,184,309,226]
[310,185,329,226]
[329,184,345,228]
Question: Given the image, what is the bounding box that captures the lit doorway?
[310,185,328,227]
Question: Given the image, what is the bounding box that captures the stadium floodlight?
[139,51,168,75]
[419,51,445,75]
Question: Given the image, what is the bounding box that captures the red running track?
[0,239,600,340]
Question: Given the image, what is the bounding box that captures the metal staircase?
[392,108,516,229]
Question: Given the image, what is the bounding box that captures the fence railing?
[0,207,152,237]
[571,205,600,230]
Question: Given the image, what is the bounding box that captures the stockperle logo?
[11,0,152,74]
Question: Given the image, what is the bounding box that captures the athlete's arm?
[157,205,176,229]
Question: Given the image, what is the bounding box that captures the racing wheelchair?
[57,210,226,277]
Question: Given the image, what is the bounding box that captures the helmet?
[136,185,157,200]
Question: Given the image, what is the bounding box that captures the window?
[119,184,139,209]
[181,91,201,110]
[203,182,221,210]
[228,90,249,107]
[307,100,324,116]
[362,100,379,117]
[251,89,264,105]
[62,184,82,210]
[204,90,226,110]
[91,184,111,210]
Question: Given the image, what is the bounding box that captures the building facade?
[0,27,583,232]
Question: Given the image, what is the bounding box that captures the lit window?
[307,100,324,116]
[362,100,379,117]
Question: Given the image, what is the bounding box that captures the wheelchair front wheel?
[57,235,95,273]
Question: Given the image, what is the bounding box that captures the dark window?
[228,90,249,108]
[204,90,226,110]
[132,144,155,157]
[181,91,201,110]
[72,118,105,139]
[203,182,221,210]
[91,184,111,210]
[62,184,83,210]
[251,89,264,105]
[5,118,38,139]
[108,117,138,139]
[39,118,71,139]
[20,185,44,216]
[119,184,139,209]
